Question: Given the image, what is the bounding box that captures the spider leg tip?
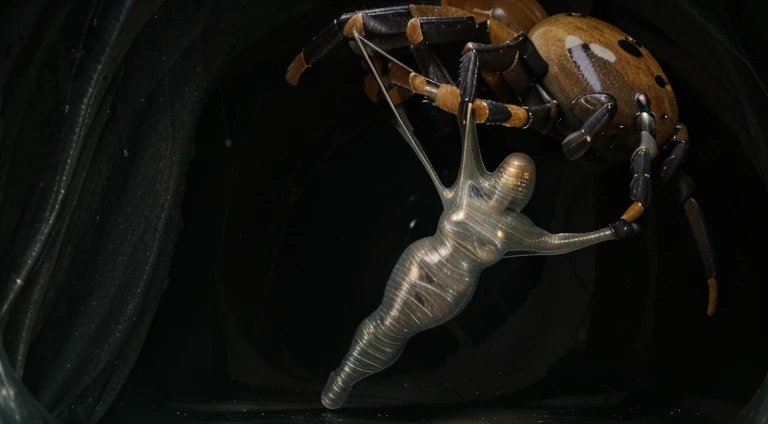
[706,277,717,316]
[286,52,308,86]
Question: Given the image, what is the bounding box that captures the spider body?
[529,13,678,162]
[288,1,717,310]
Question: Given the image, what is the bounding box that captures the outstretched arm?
[506,219,639,257]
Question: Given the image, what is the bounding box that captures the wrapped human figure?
[321,34,640,409]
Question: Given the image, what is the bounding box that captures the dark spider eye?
[618,38,643,57]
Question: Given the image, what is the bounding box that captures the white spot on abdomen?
[568,44,602,91]
[565,35,583,49]
[588,43,617,62]
[565,35,606,92]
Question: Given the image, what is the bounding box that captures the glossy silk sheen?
[321,110,618,409]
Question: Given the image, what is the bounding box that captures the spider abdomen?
[529,13,678,157]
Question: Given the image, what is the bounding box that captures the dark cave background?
[0,0,766,423]
[136,0,767,413]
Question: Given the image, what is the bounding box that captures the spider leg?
[362,14,479,103]
[456,48,486,182]
[660,122,689,183]
[457,36,556,131]
[356,35,531,128]
[407,15,478,83]
[620,92,656,222]
[560,93,618,160]
[409,18,544,102]
[287,4,552,111]
[675,174,718,316]
[286,5,478,86]
[379,13,492,94]
[287,2,556,127]
[360,55,413,105]
[660,123,718,316]
[393,17,530,96]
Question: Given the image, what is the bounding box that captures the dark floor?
[100,365,738,424]
[101,401,721,424]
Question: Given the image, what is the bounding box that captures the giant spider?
[287,0,718,315]
[319,32,641,410]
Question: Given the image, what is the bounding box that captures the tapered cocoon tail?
[321,311,409,408]
[321,370,352,409]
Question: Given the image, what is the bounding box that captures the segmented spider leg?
[286,21,343,86]
[660,122,689,183]
[466,20,520,102]
[457,74,486,183]
[407,16,478,83]
[363,14,478,101]
[443,0,549,34]
[659,123,717,316]
[560,93,617,160]
[362,54,385,102]
[458,47,480,116]
[460,37,556,131]
[412,34,551,128]
[432,61,531,127]
[464,32,548,88]
[355,35,531,128]
[669,172,718,315]
[406,18,554,127]
[400,17,527,96]
[286,5,477,86]
[410,43,455,84]
[620,92,656,222]
[361,54,413,105]
[480,68,515,103]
